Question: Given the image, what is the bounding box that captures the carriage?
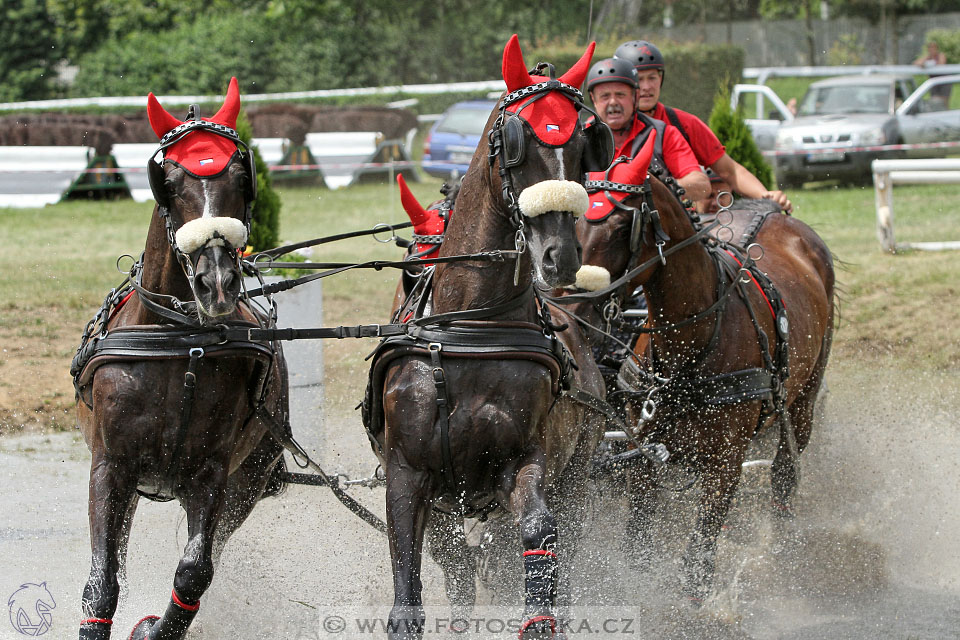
[69,36,833,640]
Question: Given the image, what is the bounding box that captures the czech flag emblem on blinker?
[546,124,560,133]
[592,201,605,208]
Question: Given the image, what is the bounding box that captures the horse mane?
[727,197,782,215]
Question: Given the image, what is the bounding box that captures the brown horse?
[362,36,612,638]
[71,79,288,640]
[564,136,835,601]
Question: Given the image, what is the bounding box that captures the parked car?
[731,83,794,151]
[772,73,960,186]
[421,100,496,179]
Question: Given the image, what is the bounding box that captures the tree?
[708,83,774,189]
[0,0,59,101]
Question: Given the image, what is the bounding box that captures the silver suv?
[773,73,960,186]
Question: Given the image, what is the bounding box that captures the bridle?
[486,64,613,230]
[147,106,257,289]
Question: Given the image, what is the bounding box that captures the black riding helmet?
[585,57,639,93]
[615,40,665,82]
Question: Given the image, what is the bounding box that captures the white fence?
[872,158,960,253]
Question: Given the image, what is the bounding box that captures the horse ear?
[502,34,533,92]
[147,92,183,139]
[211,77,241,128]
[397,174,429,226]
[616,131,656,185]
[558,41,596,89]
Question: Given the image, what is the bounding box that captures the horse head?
[564,133,683,340]
[488,34,613,287]
[146,77,256,319]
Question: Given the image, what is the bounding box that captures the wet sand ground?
[2,360,959,639]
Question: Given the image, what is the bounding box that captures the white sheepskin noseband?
[574,265,611,291]
[175,217,248,254]
[517,180,589,218]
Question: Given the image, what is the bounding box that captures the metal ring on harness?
[716,191,734,210]
[747,242,765,261]
[372,222,399,244]
[116,254,136,275]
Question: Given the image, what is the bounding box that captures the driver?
[586,56,710,202]
[615,40,792,213]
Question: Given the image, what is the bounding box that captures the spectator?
[585,57,709,201]
[615,40,792,213]
[914,40,947,68]
[915,39,951,109]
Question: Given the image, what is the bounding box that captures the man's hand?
[760,189,792,214]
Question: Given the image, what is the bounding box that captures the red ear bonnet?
[501,35,596,147]
[397,174,446,261]
[147,77,242,176]
[585,131,655,221]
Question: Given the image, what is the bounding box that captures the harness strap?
[429,343,459,494]
[550,220,719,306]
[166,347,204,477]
[662,105,691,146]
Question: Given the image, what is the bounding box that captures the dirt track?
[1,359,959,639]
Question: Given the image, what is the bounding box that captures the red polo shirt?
[614,113,702,179]
[651,103,726,167]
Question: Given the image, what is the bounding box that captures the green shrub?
[708,83,774,189]
[236,110,281,251]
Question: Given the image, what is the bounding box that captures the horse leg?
[426,512,475,629]
[510,455,559,640]
[115,493,140,605]
[548,430,600,611]
[681,448,746,603]
[129,463,229,640]
[386,462,433,640]
[624,465,659,568]
[773,327,832,518]
[79,456,137,640]
[211,436,285,566]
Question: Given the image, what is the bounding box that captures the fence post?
[873,166,896,253]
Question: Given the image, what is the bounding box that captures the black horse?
[363,36,614,639]
[72,78,289,640]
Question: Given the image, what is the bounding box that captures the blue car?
[421,100,497,179]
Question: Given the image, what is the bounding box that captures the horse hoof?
[519,615,555,639]
[771,500,795,519]
[128,615,159,640]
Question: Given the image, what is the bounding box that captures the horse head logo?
[7,582,56,636]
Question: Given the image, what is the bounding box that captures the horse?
[562,135,835,601]
[71,78,289,640]
[362,35,614,638]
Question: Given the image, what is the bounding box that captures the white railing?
[872,158,960,253]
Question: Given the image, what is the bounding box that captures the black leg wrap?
[140,596,200,640]
[128,616,159,640]
[523,551,558,611]
[78,620,112,640]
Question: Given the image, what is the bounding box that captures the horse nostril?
[220,269,236,292]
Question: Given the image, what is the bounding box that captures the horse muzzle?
[175,217,247,318]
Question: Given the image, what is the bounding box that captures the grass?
[1,177,959,431]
